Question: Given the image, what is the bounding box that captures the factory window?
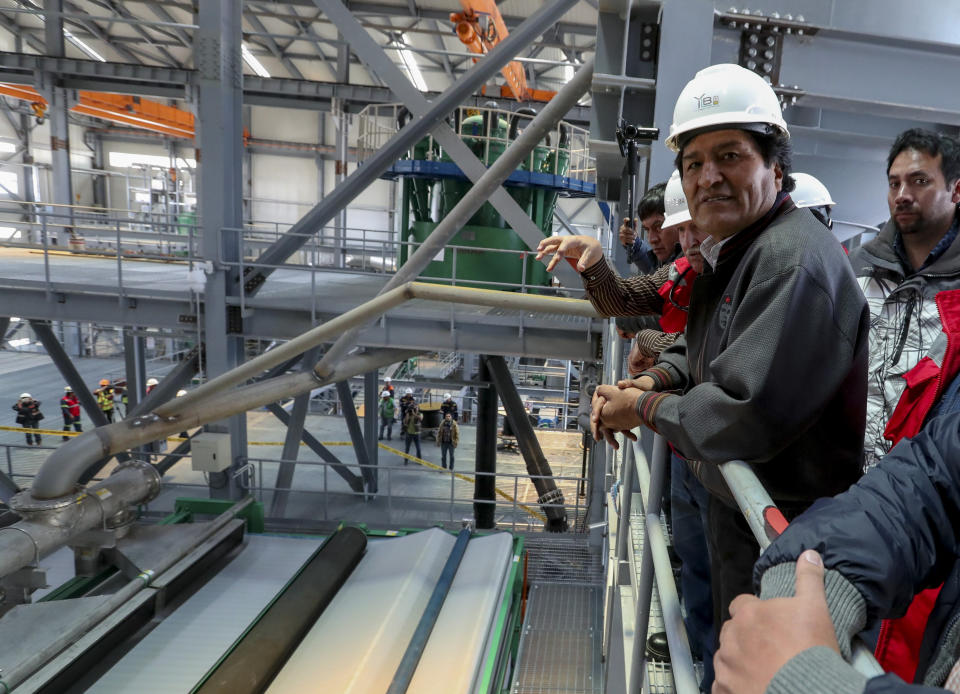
[0,171,18,197]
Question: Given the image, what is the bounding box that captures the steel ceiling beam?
[241,0,572,295]
[319,0,585,290]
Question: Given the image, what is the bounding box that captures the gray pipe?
[0,462,161,588]
[1,496,252,690]
[31,348,419,500]
[313,57,596,381]
[34,284,598,500]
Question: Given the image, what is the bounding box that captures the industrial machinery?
[358,103,595,290]
[0,499,526,693]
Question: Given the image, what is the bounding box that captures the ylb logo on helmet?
[693,93,720,110]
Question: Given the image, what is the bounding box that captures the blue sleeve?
[754,412,960,621]
[628,238,656,273]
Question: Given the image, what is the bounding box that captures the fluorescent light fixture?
[0,142,17,154]
[241,43,271,78]
[63,29,106,62]
[109,152,197,168]
[0,226,18,240]
[395,36,428,92]
[8,338,30,347]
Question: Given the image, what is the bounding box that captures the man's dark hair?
[887,128,960,185]
[673,130,795,192]
[638,181,667,219]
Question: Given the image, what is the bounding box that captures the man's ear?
[772,163,784,192]
[951,177,960,204]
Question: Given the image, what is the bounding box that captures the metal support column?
[474,357,497,529]
[30,320,107,428]
[195,0,247,499]
[336,380,374,493]
[648,0,715,182]
[42,0,74,246]
[265,403,364,493]
[243,0,575,295]
[364,370,379,479]
[270,347,321,517]
[122,328,146,414]
[0,317,9,348]
[317,0,584,290]
[485,355,567,531]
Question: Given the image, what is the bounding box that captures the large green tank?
[403,220,550,291]
[392,105,588,292]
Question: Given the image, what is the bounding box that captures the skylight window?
[241,44,271,78]
[395,36,428,92]
[64,29,106,62]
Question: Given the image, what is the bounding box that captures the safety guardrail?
[604,431,884,693]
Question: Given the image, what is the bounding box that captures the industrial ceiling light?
[64,29,105,62]
[241,43,271,78]
[395,35,428,92]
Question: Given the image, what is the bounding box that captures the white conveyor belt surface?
[267,528,514,694]
[87,534,324,694]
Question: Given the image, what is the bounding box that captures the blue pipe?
[386,528,472,694]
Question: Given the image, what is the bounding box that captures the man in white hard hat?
[12,392,43,446]
[399,387,415,421]
[790,172,836,229]
[586,64,870,632]
[440,392,458,421]
[145,377,159,395]
[60,385,82,440]
[382,376,395,398]
[378,389,396,441]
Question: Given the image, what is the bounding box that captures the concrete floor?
[0,350,590,532]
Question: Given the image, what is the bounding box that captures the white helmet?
[443,393,452,400]
[384,376,392,383]
[404,388,413,395]
[381,390,391,398]
[176,389,187,397]
[19,392,30,399]
[790,172,836,208]
[665,63,789,152]
[146,377,159,387]
[661,171,692,228]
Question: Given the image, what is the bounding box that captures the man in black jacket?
[714,413,960,694]
[585,63,869,630]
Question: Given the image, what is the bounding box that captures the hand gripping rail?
[719,459,884,678]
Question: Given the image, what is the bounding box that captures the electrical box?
[191,433,232,473]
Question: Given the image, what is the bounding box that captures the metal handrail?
[718,459,885,678]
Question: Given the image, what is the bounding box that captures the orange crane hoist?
[450,0,557,103]
[0,83,195,139]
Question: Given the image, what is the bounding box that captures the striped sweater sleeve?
[581,259,669,317]
[634,330,681,358]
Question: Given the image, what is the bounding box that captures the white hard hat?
[384,376,392,383]
[176,389,187,397]
[19,393,30,399]
[665,63,789,152]
[146,377,159,386]
[64,386,73,392]
[662,171,692,228]
[404,388,413,395]
[381,390,391,398]
[443,393,452,400]
[790,172,836,208]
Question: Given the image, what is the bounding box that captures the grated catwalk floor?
[511,583,604,694]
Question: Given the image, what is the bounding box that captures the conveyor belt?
[87,534,324,693]
[267,528,514,694]
[195,526,367,693]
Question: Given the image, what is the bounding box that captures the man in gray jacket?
[849,129,960,468]
[586,63,869,630]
